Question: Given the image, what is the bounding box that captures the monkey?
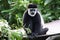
[23,4,48,36]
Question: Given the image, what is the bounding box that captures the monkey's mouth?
[31,13,34,15]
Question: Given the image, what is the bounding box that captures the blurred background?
[0,0,60,29]
[0,0,60,40]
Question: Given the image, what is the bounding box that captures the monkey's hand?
[24,28,32,34]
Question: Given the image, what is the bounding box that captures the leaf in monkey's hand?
[25,28,31,34]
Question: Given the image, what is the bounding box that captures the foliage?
[0,19,26,40]
[0,0,29,29]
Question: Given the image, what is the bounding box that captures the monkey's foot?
[38,28,48,35]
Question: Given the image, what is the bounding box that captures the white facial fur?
[28,8,37,17]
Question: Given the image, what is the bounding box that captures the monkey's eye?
[30,8,35,11]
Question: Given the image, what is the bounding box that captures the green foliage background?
[0,0,60,29]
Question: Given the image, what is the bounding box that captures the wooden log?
[22,33,60,40]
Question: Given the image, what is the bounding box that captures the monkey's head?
[28,4,38,17]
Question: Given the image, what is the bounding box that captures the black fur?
[28,4,37,8]
[23,11,48,35]
[23,4,48,35]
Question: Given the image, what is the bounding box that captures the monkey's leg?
[38,28,48,35]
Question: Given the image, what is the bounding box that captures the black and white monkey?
[23,4,48,35]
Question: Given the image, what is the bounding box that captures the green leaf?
[0,0,1,1]
[1,9,12,13]
[44,0,52,5]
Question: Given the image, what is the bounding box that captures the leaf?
[1,10,11,13]
[59,17,60,19]
[44,0,52,5]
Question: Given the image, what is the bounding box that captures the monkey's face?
[28,8,37,17]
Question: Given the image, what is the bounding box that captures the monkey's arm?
[23,12,29,28]
[23,11,32,34]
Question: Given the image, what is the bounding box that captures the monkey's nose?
[31,13,34,15]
